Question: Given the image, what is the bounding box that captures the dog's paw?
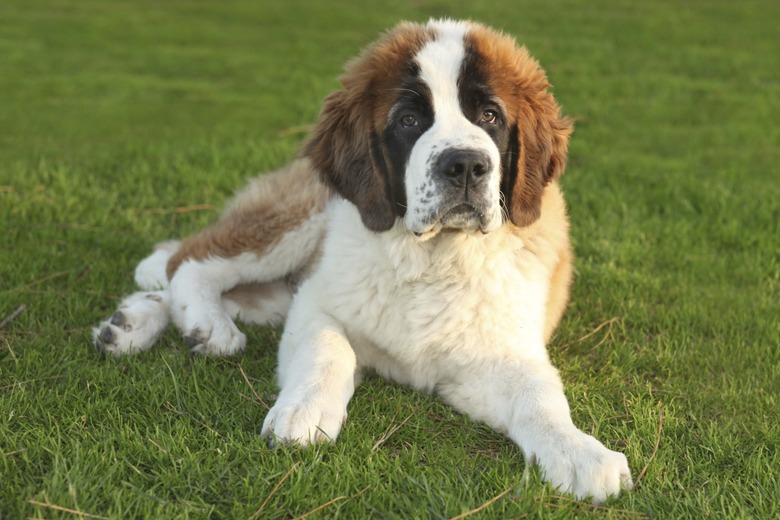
[92,291,170,356]
[183,314,246,357]
[260,396,348,446]
[538,430,633,504]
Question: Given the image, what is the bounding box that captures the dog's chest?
[317,206,551,384]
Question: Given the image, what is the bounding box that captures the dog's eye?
[400,114,418,128]
[481,109,499,125]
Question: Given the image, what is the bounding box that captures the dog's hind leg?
[165,159,330,356]
[92,159,328,357]
[92,241,180,356]
[169,212,327,356]
[92,290,172,357]
[92,274,294,358]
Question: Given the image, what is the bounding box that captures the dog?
[93,19,633,503]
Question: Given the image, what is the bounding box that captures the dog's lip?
[410,202,491,239]
[439,202,488,229]
[412,224,441,241]
[442,202,477,217]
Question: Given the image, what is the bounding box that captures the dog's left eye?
[480,109,499,125]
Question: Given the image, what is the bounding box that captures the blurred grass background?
[1,0,778,518]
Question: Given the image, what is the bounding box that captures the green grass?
[1,0,778,518]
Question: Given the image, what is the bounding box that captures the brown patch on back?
[302,23,433,231]
[465,25,573,228]
[166,159,329,279]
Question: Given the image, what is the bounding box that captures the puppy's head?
[304,19,572,238]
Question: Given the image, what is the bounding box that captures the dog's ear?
[503,89,573,228]
[303,88,396,232]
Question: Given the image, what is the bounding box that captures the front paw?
[261,396,347,447]
[538,430,633,504]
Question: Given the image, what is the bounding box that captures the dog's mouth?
[411,202,491,241]
[443,202,477,218]
[439,202,482,228]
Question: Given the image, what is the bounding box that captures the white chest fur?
[296,200,552,390]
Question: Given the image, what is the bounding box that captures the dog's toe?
[93,330,107,356]
[109,311,127,328]
[99,326,115,344]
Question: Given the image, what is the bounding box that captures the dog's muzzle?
[434,148,494,230]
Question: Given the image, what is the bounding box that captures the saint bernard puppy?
[93,19,633,502]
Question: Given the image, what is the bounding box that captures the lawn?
[1,0,778,518]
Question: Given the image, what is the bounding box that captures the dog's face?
[305,19,572,239]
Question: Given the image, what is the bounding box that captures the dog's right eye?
[400,114,418,128]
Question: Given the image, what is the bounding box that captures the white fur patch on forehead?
[415,19,472,108]
[403,19,503,240]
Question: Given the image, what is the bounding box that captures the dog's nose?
[436,149,491,188]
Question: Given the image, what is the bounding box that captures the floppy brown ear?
[302,89,396,232]
[504,92,573,227]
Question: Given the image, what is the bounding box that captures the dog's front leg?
[261,304,357,446]
[438,356,632,503]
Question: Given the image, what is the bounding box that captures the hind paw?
[182,314,246,357]
[92,291,170,356]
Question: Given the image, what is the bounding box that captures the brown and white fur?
[93,19,632,502]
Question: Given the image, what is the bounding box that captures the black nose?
[436,149,491,188]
